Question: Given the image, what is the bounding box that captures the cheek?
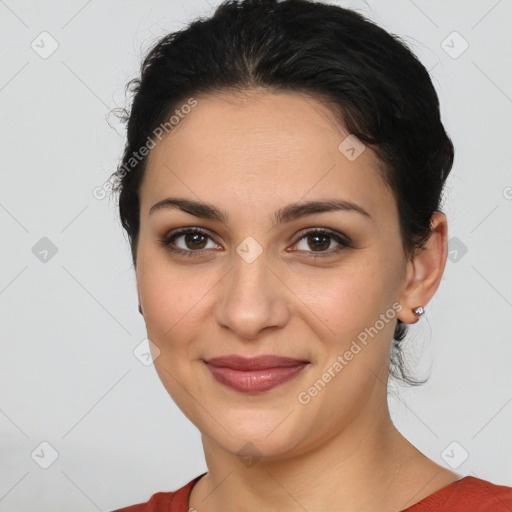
[136,239,215,347]
[288,259,396,336]
[137,263,215,420]
[140,268,211,345]
[284,254,401,384]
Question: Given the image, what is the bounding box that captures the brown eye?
[181,231,208,250]
[160,228,220,256]
[304,233,331,251]
[292,228,351,257]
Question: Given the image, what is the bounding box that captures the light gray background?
[1,0,511,510]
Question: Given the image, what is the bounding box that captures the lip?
[203,355,310,393]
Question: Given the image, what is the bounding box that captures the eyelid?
[288,227,352,257]
[160,227,221,252]
[160,226,352,257]
[292,227,350,245]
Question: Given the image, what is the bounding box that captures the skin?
[135,89,459,512]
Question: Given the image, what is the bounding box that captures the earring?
[138,304,143,315]
[413,306,425,316]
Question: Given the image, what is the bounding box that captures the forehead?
[140,90,393,222]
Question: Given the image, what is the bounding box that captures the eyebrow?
[148,197,373,225]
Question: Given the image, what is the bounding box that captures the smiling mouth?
[202,355,310,393]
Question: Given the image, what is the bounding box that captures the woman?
[110,0,512,510]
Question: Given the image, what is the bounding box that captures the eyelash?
[158,227,352,259]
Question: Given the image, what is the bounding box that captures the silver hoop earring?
[413,306,424,316]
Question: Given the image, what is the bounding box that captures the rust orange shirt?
[112,473,512,511]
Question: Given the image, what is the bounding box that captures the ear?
[397,212,448,324]
[135,268,144,315]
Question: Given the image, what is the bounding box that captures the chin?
[214,432,301,464]
[201,410,310,460]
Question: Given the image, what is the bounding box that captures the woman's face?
[135,90,411,460]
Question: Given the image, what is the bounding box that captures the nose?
[214,249,291,340]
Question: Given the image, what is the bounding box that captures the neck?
[189,401,435,512]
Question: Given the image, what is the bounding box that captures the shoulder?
[109,473,206,512]
[406,476,512,511]
[110,491,175,512]
[458,477,512,511]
